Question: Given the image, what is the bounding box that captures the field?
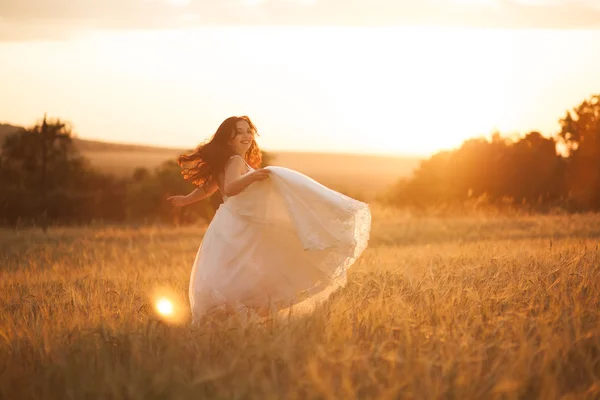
[79,147,420,200]
[1,207,600,399]
[267,152,421,201]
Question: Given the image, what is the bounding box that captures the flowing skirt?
[188,166,371,321]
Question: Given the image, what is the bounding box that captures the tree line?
[0,116,272,229]
[1,94,599,229]
[385,94,600,212]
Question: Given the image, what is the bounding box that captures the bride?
[168,116,370,322]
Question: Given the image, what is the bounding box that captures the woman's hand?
[250,168,271,182]
[167,195,189,207]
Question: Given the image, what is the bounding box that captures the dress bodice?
[219,155,254,202]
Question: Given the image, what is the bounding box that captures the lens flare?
[156,298,174,316]
[151,287,189,325]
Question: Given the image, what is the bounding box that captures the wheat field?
[1,206,600,399]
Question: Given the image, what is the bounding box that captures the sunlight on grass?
[1,206,599,399]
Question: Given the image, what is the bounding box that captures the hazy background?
[2,0,600,225]
[2,0,600,155]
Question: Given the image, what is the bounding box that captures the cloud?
[1,0,600,41]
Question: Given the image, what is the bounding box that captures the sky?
[1,0,600,156]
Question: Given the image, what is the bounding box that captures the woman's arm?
[223,156,270,197]
[168,180,218,207]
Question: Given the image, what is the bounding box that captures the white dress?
[188,158,371,322]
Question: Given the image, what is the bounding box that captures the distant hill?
[0,123,188,153]
[0,123,421,198]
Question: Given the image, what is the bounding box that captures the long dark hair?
[177,116,262,187]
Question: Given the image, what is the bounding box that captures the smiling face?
[228,119,255,156]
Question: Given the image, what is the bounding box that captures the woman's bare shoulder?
[223,155,248,178]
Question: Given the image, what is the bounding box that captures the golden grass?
[1,207,600,399]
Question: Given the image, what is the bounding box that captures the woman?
[168,116,370,322]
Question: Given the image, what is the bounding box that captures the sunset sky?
[1,0,600,155]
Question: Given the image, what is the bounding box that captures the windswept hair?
[177,116,262,187]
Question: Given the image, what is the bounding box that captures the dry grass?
[1,207,600,399]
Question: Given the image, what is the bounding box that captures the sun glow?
[151,287,188,324]
[156,298,174,316]
[4,27,597,155]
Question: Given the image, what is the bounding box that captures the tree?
[0,115,86,229]
[125,160,216,225]
[558,94,600,209]
[385,131,565,211]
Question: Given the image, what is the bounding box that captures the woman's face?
[228,120,255,155]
